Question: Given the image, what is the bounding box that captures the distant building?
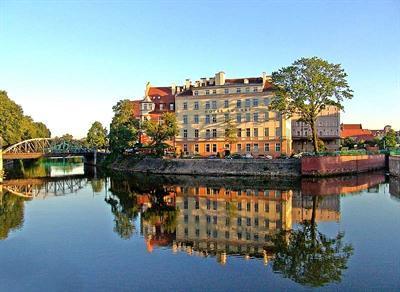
[291,106,341,152]
[340,124,375,142]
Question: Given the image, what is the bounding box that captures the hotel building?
[174,72,292,157]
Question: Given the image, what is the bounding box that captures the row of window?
[182,127,281,139]
[182,142,281,153]
[181,188,282,197]
[182,112,279,124]
[193,87,260,96]
[183,200,281,212]
[143,103,174,111]
[182,97,270,110]
[184,228,272,242]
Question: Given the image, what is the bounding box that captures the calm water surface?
[0,159,399,291]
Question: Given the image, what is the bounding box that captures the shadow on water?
[1,159,398,288]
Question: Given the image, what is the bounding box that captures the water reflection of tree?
[271,195,353,287]
[90,179,104,193]
[0,191,26,240]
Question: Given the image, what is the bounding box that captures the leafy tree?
[0,90,50,146]
[224,117,238,154]
[270,57,353,153]
[87,121,108,149]
[60,134,74,141]
[142,112,178,155]
[380,129,397,149]
[109,100,139,154]
[271,195,353,287]
[342,137,356,149]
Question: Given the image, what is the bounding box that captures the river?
[0,158,399,291]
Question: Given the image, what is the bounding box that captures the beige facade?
[291,106,340,152]
[175,72,292,157]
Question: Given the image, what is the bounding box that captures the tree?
[109,100,139,154]
[270,57,353,153]
[380,129,397,149]
[87,121,108,149]
[0,90,51,146]
[142,112,178,155]
[271,195,354,287]
[60,133,74,141]
[224,117,238,155]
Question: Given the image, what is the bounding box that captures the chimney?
[171,83,176,95]
[185,79,191,90]
[215,71,225,86]
[200,78,207,86]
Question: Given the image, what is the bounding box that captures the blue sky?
[1,0,399,137]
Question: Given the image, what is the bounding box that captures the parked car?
[207,154,217,159]
[265,155,273,160]
[243,153,253,159]
[231,153,242,159]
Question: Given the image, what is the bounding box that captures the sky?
[0,0,399,138]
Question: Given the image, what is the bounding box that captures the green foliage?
[87,121,108,149]
[224,117,238,146]
[109,100,139,154]
[380,129,397,149]
[60,133,73,141]
[0,90,51,146]
[270,57,353,153]
[342,137,356,149]
[0,192,26,240]
[142,112,178,155]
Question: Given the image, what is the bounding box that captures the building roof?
[147,86,175,114]
[340,124,374,141]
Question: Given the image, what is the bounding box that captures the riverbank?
[389,155,400,176]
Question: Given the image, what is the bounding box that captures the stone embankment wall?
[111,157,301,177]
[301,154,385,176]
[389,156,400,176]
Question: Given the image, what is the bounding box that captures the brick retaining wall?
[301,154,385,176]
[389,156,400,177]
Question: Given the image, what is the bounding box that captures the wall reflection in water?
[2,169,398,287]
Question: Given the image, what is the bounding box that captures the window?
[224,113,229,122]
[264,143,270,152]
[195,229,200,237]
[237,143,242,152]
[246,128,251,137]
[195,200,199,209]
[225,231,230,239]
[253,112,259,122]
[264,219,269,227]
[236,100,242,108]
[236,88,241,93]
[253,99,259,107]
[183,102,188,110]
[184,199,188,209]
[245,87,250,93]
[183,129,188,138]
[275,127,281,137]
[194,129,199,138]
[246,113,251,122]
[224,88,229,94]
[194,101,199,110]
[265,203,269,212]
[246,143,251,152]
[213,230,218,238]
[254,203,259,212]
[212,89,217,94]
[264,128,269,137]
[194,144,199,152]
[206,200,211,210]
[254,143,259,152]
[184,214,188,223]
[194,115,199,124]
[212,129,217,138]
[184,228,188,236]
[254,128,258,137]
[236,113,241,123]
[195,215,199,223]
[205,115,210,124]
[237,217,242,226]
[160,104,164,110]
[169,103,174,110]
[143,104,148,110]
[194,91,199,96]
[206,129,210,139]
[206,144,210,152]
[183,115,188,124]
[207,215,211,223]
[253,87,258,92]
[275,143,281,152]
[213,216,217,224]
[225,218,230,226]
[245,99,251,107]
[237,128,242,137]
[224,100,229,108]
[205,90,210,95]
[265,112,269,121]
[212,144,217,152]
[247,202,251,211]
[212,100,217,109]
[263,98,269,106]
[212,114,217,123]
[246,217,251,226]
[205,101,210,109]
[183,144,188,152]
[213,201,217,210]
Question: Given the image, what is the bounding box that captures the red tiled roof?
[341,124,374,141]
[147,86,175,113]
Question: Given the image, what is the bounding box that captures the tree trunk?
[310,119,319,153]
